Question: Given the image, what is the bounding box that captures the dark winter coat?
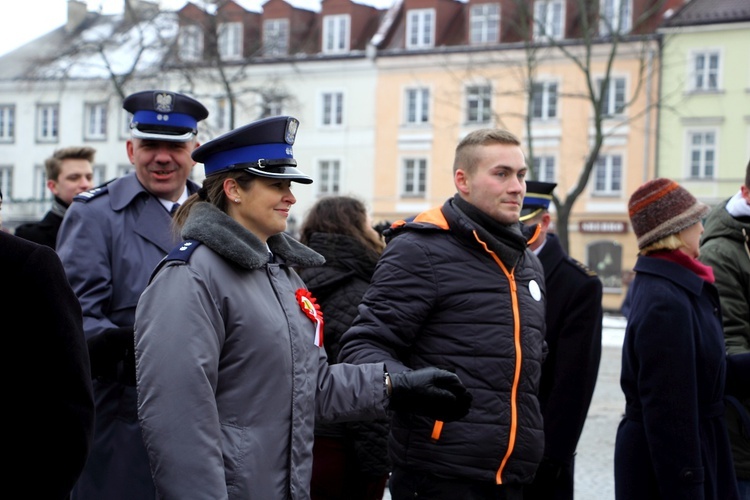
[698,196,750,480]
[298,232,392,476]
[614,255,739,499]
[2,231,95,499]
[526,233,602,500]
[339,197,547,485]
[13,197,67,248]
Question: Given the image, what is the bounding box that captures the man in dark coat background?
[1,188,95,499]
[520,181,603,500]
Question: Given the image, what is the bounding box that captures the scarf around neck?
[650,249,715,283]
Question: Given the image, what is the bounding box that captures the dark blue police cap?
[520,180,557,222]
[192,116,312,184]
[123,90,208,142]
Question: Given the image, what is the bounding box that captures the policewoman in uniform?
[56,90,209,500]
[133,116,471,500]
[520,181,603,500]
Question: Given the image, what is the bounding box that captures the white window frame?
[686,129,717,179]
[36,104,59,142]
[218,22,243,60]
[599,0,632,35]
[534,0,565,40]
[406,9,435,49]
[92,164,106,187]
[531,81,558,120]
[34,164,48,200]
[593,154,623,195]
[264,19,289,56]
[214,97,231,133]
[261,96,283,118]
[470,3,500,45]
[404,87,430,125]
[689,50,721,92]
[323,14,350,53]
[532,155,556,183]
[84,102,107,140]
[316,159,341,196]
[597,77,626,117]
[401,157,427,198]
[0,105,14,142]
[0,166,13,199]
[465,85,492,124]
[321,91,344,127]
[179,24,203,61]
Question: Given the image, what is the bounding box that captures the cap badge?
[154,92,174,113]
[285,118,299,144]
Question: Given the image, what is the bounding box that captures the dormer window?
[406,9,435,49]
[179,24,203,61]
[218,22,243,60]
[470,3,500,45]
[264,19,289,56]
[323,14,350,54]
[600,0,632,35]
[534,0,565,40]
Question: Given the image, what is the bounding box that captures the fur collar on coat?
[181,202,325,270]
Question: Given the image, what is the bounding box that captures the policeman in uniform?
[520,181,603,500]
[57,90,209,500]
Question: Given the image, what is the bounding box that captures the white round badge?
[529,280,542,301]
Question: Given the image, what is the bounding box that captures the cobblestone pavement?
[383,315,627,500]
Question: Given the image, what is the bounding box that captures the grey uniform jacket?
[135,202,388,500]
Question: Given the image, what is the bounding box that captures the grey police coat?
[57,172,200,500]
[135,202,388,500]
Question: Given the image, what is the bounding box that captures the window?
[214,97,231,133]
[121,110,133,139]
[118,164,135,177]
[598,77,626,117]
[405,87,430,125]
[534,0,565,40]
[470,3,500,45]
[261,96,283,118]
[0,105,14,142]
[687,130,716,179]
[0,166,13,199]
[691,51,720,91]
[179,24,203,61]
[34,165,49,200]
[218,22,243,60]
[323,14,350,53]
[321,92,344,126]
[36,104,59,142]
[402,158,427,197]
[531,81,558,120]
[317,159,341,195]
[600,0,631,35]
[593,154,622,195]
[588,241,623,291]
[466,85,492,124]
[84,102,107,140]
[532,156,556,182]
[406,9,435,49]
[264,19,289,56]
[93,164,106,187]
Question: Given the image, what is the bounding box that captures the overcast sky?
[0,0,395,57]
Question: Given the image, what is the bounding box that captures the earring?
[234,198,240,204]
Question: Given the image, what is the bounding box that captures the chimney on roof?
[66,0,88,33]
[124,0,160,23]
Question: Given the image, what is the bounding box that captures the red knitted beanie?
[628,178,709,250]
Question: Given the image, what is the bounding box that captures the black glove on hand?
[87,326,135,385]
[389,367,472,422]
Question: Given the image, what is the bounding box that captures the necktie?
[169,203,180,217]
[268,251,275,264]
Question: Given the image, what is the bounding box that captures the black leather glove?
[388,367,472,422]
[87,326,136,386]
[527,456,565,497]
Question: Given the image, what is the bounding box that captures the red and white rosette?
[296,289,324,347]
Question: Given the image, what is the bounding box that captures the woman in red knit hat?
[614,178,739,499]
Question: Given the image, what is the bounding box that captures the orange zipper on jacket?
[474,231,522,485]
